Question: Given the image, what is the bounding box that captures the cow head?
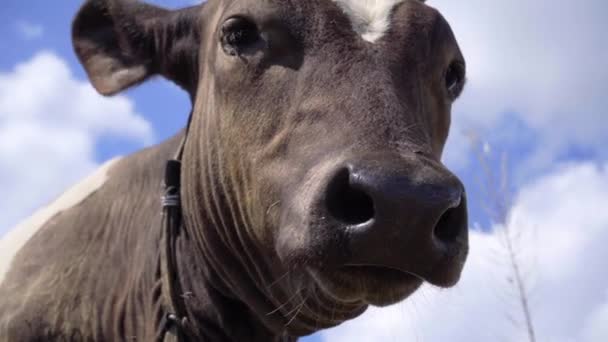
[73,0,468,336]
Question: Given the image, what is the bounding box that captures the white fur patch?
[332,0,404,42]
[0,157,121,284]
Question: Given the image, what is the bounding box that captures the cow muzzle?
[306,152,468,305]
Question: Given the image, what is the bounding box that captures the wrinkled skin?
[0,0,468,341]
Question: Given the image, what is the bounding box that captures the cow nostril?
[326,168,375,225]
[433,197,466,244]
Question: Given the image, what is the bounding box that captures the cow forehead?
[332,0,404,42]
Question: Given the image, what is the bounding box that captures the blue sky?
[1,1,607,341]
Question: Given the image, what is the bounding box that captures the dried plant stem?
[467,131,537,342]
[501,225,536,342]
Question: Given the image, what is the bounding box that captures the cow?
[0,0,469,341]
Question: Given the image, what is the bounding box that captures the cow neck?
[156,118,286,341]
[173,114,368,339]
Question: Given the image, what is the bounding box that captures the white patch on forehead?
[332,0,404,43]
[0,157,121,285]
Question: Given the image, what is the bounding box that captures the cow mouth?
[309,264,425,307]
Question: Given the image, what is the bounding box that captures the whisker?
[266,201,281,216]
[285,293,309,328]
[266,287,304,316]
[266,269,291,291]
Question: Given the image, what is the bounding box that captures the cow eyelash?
[220,16,261,56]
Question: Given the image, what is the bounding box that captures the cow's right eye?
[220,16,261,56]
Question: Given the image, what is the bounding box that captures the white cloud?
[0,52,153,233]
[438,0,608,174]
[15,20,44,40]
[583,293,608,342]
[322,161,608,342]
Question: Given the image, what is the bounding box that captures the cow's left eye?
[220,16,261,56]
[444,61,465,99]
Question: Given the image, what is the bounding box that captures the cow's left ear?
[72,0,203,96]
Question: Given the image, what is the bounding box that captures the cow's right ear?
[72,0,203,96]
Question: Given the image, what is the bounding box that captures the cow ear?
[72,0,202,96]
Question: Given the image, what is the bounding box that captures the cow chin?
[308,265,424,307]
[276,205,466,309]
[276,222,427,308]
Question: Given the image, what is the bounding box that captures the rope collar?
[159,158,188,342]
[158,120,191,342]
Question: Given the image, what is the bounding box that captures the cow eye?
[220,16,261,56]
[445,61,465,99]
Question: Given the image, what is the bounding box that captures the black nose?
[324,154,468,286]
